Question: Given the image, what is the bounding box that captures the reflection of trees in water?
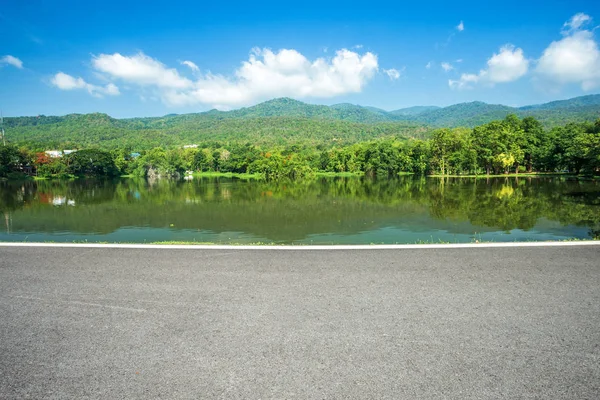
[0,177,598,239]
[3,211,10,234]
[426,177,600,232]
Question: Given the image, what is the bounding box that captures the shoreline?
[3,172,598,181]
[1,240,599,249]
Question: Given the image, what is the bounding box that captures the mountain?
[328,103,395,123]
[220,98,397,123]
[393,96,600,127]
[226,98,333,119]
[406,102,518,127]
[390,106,441,116]
[362,106,393,114]
[519,94,600,110]
[182,94,599,127]
[5,113,429,149]
[4,94,599,149]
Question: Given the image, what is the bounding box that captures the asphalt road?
[1,245,599,399]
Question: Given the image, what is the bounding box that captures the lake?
[0,176,598,244]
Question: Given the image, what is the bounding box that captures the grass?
[32,174,77,180]
[191,171,264,179]
[314,171,363,177]
[427,172,578,178]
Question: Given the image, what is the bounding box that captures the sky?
[1,0,600,118]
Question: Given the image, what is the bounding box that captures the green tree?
[65,149,119,177]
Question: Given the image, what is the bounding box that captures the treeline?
[1,115,599,179]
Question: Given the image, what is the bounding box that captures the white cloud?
[425,61,433,69]
[485,45,529,82]
[441,62,453,72]
[562,13,591,33]
[354,44,363,49]
[90,48,379,108]
[457,21,464,32]
[537,14,600,90]
[1,55,23,69]
[51,72,120,97]
[383,68,401,80]
[449,45,529,89]
[448,73,479,90]
[92,52,192,89]
[181,60,199,72]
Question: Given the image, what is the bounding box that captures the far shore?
[2,171,598,182]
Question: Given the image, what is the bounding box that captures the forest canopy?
[1,115,598,179]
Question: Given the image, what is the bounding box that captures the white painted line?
[0,241,599,250]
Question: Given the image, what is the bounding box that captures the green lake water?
[0,176,598,244]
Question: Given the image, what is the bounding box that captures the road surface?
[1,244,599,399]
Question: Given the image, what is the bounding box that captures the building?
[45,149,78,158]
[45,150,63,158]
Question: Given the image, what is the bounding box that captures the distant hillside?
[396,96,600,127]
[390,106,441,116]
[212,98,397,123]
[519,94,600,110]
[5,114,430,150]
[4,94,599,149]
[406,102,517,127]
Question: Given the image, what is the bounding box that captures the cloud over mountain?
[536,13,600,90]
[449,45,529,89]
[86,48,379,109]
[51,72,120,97]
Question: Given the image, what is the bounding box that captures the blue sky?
[1,0,599,117]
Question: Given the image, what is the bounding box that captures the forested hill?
[4,115,431,150]
[405,95,600,127]
[3,94,600,149]
[126,94,600,127]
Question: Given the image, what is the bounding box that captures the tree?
[0,145,23,177]
[65,149,119,177]
[521,116,543,172]
[193,149,211,172]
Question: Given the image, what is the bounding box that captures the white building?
[45,150,63,158]
[44,149,78,158]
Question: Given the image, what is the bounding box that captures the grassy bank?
[314,171,364,177]
[426,172,591,179]
[191,171,264,179]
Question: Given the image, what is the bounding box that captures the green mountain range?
[389,106,441,116]
[4,94,600,149]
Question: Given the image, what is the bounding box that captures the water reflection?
[0,176,598,243]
